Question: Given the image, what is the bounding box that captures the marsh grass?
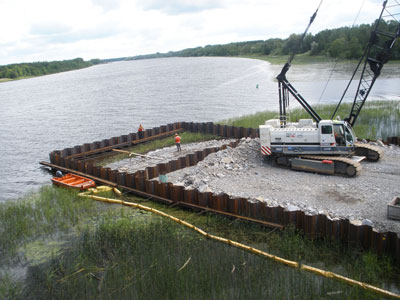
[18,217,395,300]
[98,132,218,166]
[133,199,399,288]
[132,132,218,153]
[0,186,143,263]
[0,274,23,300]
[0,190,398,299]
[220,100,400,140]
[0,186,90,260]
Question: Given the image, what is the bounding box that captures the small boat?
[51,173,96,190]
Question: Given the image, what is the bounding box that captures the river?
[0,57,399,202]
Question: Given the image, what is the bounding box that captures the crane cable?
[317,0,366,106]
[284,0,323,121]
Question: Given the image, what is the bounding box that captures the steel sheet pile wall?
[387,136,400,146]
[47,122,400,260]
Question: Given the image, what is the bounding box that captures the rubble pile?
[167,138,400,234]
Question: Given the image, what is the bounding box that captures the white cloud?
[0,0,392,65]
[138,0,225,15]
[91,0,122,11]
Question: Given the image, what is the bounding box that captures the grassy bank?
[0,75,45,83]
[241,53,336,65]
[0,187,399,299]
[241,53,400,65]
[220,100,400,140]
[129,132,218,153]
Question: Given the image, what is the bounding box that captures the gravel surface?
[106,139,237,173]
[108,138,400,235]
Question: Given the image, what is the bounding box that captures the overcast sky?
[0,0,385,65]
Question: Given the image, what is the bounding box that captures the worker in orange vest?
[138,124,144,139]
[175,133,181,152]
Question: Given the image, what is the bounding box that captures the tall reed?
[220,100,400,140]
[19,218,393,300]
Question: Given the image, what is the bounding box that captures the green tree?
[282,34,302,55]
[348,37,362,59]
[328,38,347,58]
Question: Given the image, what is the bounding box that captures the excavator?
[260,0,400,176]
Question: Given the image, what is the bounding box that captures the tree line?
[0,58,101,80]
[129,20,400,61]
[1,20,398,80]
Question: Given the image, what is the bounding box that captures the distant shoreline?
[2,55,399,82]
[0,58,100,82]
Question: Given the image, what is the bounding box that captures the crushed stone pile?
[166,138,400,235]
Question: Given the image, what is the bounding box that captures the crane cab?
[332,121,356,147]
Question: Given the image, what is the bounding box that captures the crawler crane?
[260,0,400,176]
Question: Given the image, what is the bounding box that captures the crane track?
[354,143,384,161]
[301,155,362,177]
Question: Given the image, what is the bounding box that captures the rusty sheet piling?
[42,122,400,260]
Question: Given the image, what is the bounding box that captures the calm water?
[0,57,399,202]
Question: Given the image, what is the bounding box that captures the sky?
[0,0,385,65]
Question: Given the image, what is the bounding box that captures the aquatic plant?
[220,100,400,140]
